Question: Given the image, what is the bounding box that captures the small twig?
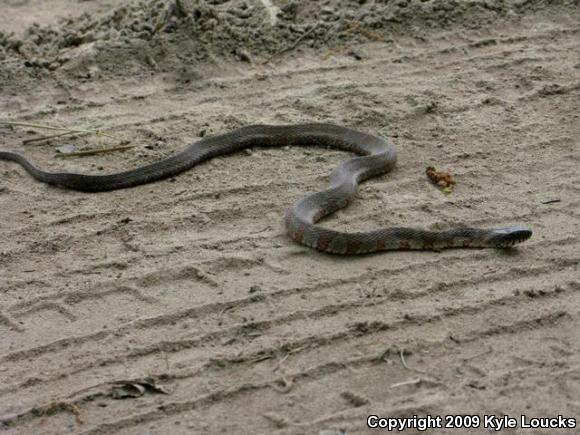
[389,378,422,389]
[399,348,429,374]
[55,144,135,158]
[263,24,319,64]
[23,123,106,144]
[249,354,274,363]
[22,130,78,144]
[322,21,391,60]
[35,401,85,425]
[463,346,493,361]
[162,351,170,371]
[218,305,234,318]
[346,21,389,42]
[278,353,290,365]
[541,198,561,204]
[67,403,85,424]
[399,349,412,370]
[288,345,308,355]
[0,121,119,140]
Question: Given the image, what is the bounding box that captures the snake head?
[488,226,533,248]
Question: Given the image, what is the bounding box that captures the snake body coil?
[0,123,532,253]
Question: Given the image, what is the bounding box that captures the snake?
[0,123,532,254]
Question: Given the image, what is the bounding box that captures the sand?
[1,0,579,434]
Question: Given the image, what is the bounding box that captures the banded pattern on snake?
[0,123,532,254]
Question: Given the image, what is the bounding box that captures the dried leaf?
[110,377,170,399]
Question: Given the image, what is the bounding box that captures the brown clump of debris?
[426,166,456,193]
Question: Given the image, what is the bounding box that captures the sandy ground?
[1,1,579,434]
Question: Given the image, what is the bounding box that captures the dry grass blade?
[0,121,119,140]
[263,24,320,64]
[347,21,390,42]
[22,130,78,144]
